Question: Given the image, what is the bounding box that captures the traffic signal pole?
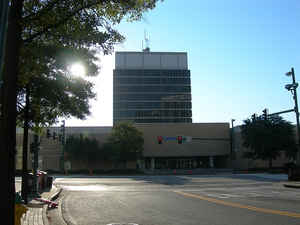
[21,86,30,203]
[290,68,300,165]
[266,68,300,164]
[61,120,65,173]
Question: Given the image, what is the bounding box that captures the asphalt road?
[54,174,300,225]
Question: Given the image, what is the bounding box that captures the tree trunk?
[21,86,30,204]
[0,1,24,224]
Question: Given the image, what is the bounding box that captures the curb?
[43,186,63,225]
[58,194,68,225]
[50,186,63,201]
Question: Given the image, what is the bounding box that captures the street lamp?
[285,67,300,164]
[231,119,235,128]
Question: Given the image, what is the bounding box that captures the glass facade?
[113,69,192,124]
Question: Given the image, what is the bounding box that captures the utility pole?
[230,119,235,159]
[0,0,9,87]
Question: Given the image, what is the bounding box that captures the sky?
[66,0,300,127]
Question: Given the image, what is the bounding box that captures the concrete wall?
[115,51,188,70]
[135,123,230,157]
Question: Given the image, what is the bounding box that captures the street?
[54,174,300,225]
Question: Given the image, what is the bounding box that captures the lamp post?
[285,67,300,164]
[231,119,235,159]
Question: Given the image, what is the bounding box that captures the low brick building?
[15,123,291,173]
[41,123,231,172]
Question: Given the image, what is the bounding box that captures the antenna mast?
[143,30,150,52]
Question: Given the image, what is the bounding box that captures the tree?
[0,2,24,224]
[105,122,144,166]
[17,48,97,202]
[64,134,101,174]
[1,1,161,224]
[241,115,297,169]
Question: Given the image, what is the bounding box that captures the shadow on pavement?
[130,175,191,185]
[217,173,288,182]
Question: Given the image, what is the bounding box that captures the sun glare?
[70,63,86,77]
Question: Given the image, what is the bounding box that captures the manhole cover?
[107,223,139,225]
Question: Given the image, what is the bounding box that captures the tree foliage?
[104,122,144,162]
[241,115,297,168]
[16,0,162,127]
[64,134,101,164]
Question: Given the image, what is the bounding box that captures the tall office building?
[113,50,192,124]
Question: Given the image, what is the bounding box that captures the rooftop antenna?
[143,30,150,52]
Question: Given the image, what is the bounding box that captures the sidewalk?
[15,179,61,225]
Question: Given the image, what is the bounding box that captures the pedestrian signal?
[177,136,183,144]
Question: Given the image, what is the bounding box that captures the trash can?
[38,171,48,190]
[15,192,27,225]
[27,173,34,193]
[37,171,43,190]
[47,176,53,188]
[43,171,48,189]
[28,172,39,193]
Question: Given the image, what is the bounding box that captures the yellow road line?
[173,191,300,219]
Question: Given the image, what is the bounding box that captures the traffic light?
[30,142,40,153]
[177,136,183,144]
[36,141,40,152]
[157,136,163,144]
[61,120,66,144]
[251,114,256,121]
[61,120,65,133]
[46,129,51,138]
[262,108,268,120]
[30,143,35,153]
[53,131,56,140]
